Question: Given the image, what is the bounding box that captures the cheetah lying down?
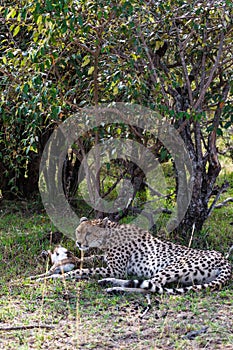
[35,218,232,295]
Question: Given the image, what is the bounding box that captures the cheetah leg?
[105,286,149,294]
[98,278,154,294]
[99,262,193,294]
[98,264,185,290]
[98,278,130,287]
[98,278,158,295]
[35,266,115,282]
[100,259,231,294]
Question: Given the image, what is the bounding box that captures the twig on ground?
[0,324,55,331]
[183,326,208,340]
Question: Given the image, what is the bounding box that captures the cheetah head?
[75,217,109,251]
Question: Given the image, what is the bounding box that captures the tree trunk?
[170,83,229,234]
[176,118,222,235]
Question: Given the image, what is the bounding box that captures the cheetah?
[38,218,232,295]
[72,217,232,295]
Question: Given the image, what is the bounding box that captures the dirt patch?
[0,280,232,350]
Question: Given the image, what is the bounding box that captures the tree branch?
[207,181,229,216]
[136,25,170,107]
[175,25,194,106]
[214,197,233,209]
[194,32,225,109]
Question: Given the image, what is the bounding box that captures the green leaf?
[13,25,20,37]
[88,66,95,75]
[113,86,118,95]
[81,55,90,67]
[37,15,43,25]
[33,32,39,42]
[23,83,29,93]
[6,8,17,20]
[78,15,83,26]
[224,121,232,129]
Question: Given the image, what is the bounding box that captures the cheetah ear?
[102,217,109,227]
[80,217,88,223]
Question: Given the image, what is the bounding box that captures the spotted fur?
[48,218,232,294]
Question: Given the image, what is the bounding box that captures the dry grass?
[0,278,233,350]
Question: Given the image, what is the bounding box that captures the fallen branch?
[0,324,55,331]
[183,326,208,340]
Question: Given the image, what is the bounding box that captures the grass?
[0,169,233,349]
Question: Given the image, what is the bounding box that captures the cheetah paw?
[105,287,127,295]
[98,278,119,287]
